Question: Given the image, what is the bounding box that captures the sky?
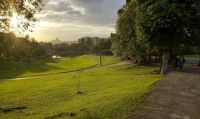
[29,0,125,42]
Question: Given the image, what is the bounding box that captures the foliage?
[112,0,200,72]
[53,43,91,57]
[54,38,112,57]
[112,2,136,57]
[112,1,154,64]
[135,0,199,50]
[0,32,113,65]
[135,0,200,73]
[0,0,43,64]
[92,39,112,55]
[0,0,43,32]
[176,45,200,55]
[0,32,51,64]
[0,32,15,62]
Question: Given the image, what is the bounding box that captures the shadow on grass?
[0,58,61,80]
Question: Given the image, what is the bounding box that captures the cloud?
[31,0,125,41]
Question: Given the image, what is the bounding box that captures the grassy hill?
[0,55,119,79]
[0,58,160,119]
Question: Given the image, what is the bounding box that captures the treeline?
[54,37,112,56]
[0,32,53,64]
[111,0,200,74]
[0,32,112,64]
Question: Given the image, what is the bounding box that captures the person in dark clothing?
[178,55,186,72]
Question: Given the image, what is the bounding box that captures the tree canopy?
[112,0,200,74]
[136,0,200,50]
[0,0,43,33]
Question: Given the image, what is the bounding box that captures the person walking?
[178,55,186,72]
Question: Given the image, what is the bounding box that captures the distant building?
[50,38,78,45]
[78,37,108,46]
[50,37,108,46]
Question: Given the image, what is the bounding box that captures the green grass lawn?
[185,55,200,58]
[0,55,120,79]
[0,62,160,119]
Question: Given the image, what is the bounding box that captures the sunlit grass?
[0,62,160,119]
[185,55,200,58]
[0,55,120,79]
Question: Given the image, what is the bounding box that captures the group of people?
[172,55,186,72]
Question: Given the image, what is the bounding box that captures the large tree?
[0,0,43,63]
[135,0,200,74]
[112,1,156,64]
[113,0,200,74]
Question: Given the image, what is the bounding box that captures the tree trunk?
[161,50,170,75]
[198,59,200,66]
[149,55,152,63]
[137,56,146,65]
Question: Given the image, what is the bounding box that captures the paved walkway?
[128,65,200,119]
[3,64,98,80]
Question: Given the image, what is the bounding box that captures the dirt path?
[128,65,200,119]
[3,64,99,81]
[2,62,121,81]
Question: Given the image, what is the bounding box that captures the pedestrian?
[178,55,186,72]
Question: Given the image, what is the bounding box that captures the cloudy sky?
[30,0,125,42]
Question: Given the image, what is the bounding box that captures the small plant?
[73,74,83,94]
[77,78,82,94]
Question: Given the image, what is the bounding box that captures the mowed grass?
[0,55,119,79]
[185,55,200,58]
[0,62,160,119]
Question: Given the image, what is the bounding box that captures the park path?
[3,64,99,81]
[2,62,118,81]
[128,65,200,119]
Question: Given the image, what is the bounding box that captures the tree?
[113,0,200,74]
[112,1,153,64]
[40,42,54,57]
[112,1,136,59]
[13,36,32,63]
[29,38,46,59]
[0,0,44,63]
[0,32,52,64]
[0,0,43,32]
[135,0,200,74]
[0,32,15,63]
[92,39,112,55]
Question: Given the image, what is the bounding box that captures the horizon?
[29,0,125,42]
[47,36,110,43]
